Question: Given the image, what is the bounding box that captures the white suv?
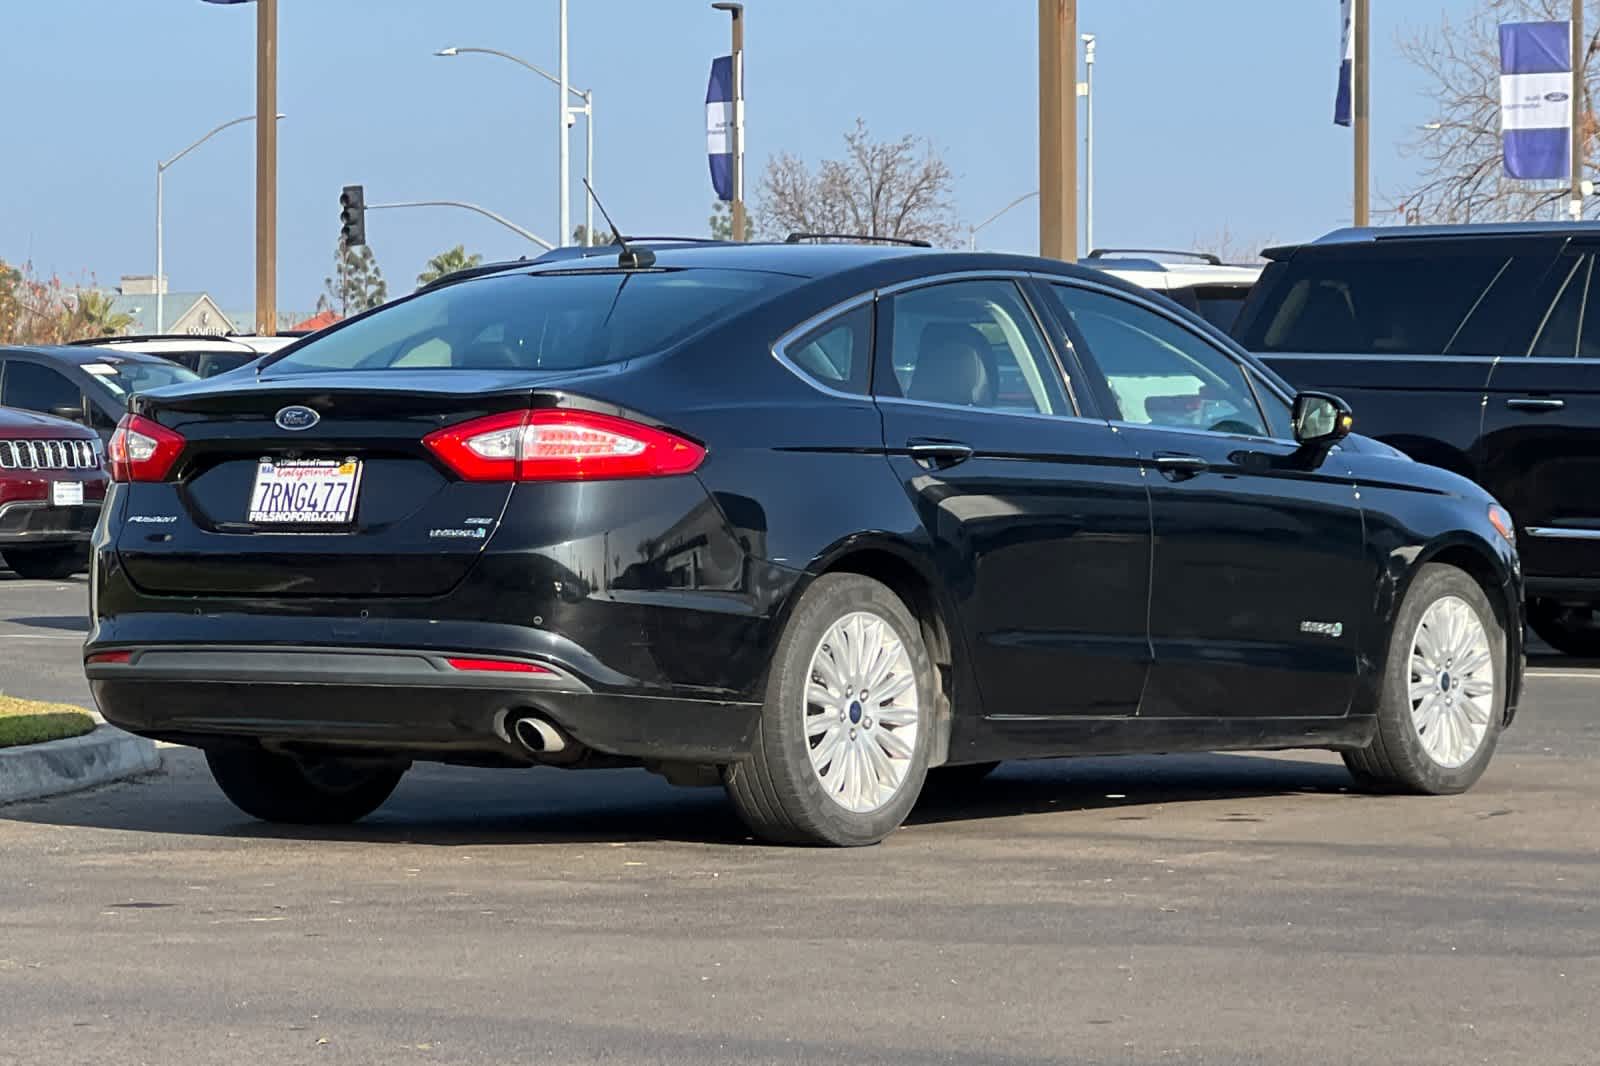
[1079,249,1262,333]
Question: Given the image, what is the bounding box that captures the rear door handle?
[1153,452,1209,480]
[1505,396,1565,412]
[907,440,974,469]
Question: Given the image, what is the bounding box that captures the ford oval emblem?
[274,405,320,431]
[1546,91,1571,102]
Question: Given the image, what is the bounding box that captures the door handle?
[1153,452,1209,480]
[1505,396,1565,412]
[907,440,974,469]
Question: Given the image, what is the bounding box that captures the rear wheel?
[723,573,935,846]
[1527,599,1600,658]
[3,544,87,580]
[205,747,407,824]
[1343,564,1505,795]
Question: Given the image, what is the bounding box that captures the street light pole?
[1353,0,1370,226]
[969,191,1041,250]
[584,88,595,243]
[712,3,746,241]
[558,0,570,245]
[365,200,554,249]
[1082,33,1096,255]
[156,113,276,334]
[435,46,594,243]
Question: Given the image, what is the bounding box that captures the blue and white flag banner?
[1334,0,1353,127]
[1500,20,1573,180]
[706,55,735,202]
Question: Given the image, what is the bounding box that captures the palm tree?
[417,245,483,287]
[65,289,134,341]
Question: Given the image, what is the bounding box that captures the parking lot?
[0,572,1593,1065]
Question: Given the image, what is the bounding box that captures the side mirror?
[1292,391,1354,448]
[49,404,86,424]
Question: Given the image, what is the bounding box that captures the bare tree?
[755,119,961,245]
[1397,0,1599,223]
[1190,223,1280,264]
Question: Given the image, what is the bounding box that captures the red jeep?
[0,406,107,579]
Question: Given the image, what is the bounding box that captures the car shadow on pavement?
[1,749,1359,847]
[6,615,89,632]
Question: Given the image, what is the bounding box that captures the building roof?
[109,292,225,334]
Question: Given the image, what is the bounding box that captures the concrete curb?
[0,724,161,806]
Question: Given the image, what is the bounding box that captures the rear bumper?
[87,645,760,763]
[0,500,101,545]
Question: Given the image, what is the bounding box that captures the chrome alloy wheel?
[803,611,921,813]
[1408,595,1496,769]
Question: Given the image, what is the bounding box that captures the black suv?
[1235,223,1600,657]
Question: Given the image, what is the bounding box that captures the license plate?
[248,459,362,525]
[51,480,84,507]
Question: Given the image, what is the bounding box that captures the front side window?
[1050,285,1268,437]
[877,279,1071,415]
[781,303,872,394]
[3,361,84,418]
[264,268,799,376]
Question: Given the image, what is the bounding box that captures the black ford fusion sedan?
[85,240,1524,846]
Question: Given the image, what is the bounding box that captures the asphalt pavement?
[1,574,1597,1065]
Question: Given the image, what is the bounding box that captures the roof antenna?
[583,179,655,269]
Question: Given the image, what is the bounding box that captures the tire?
[723,573,935,846]
[1343,563,1506,795]
[3,544,87,580]
[1527,598,1600,658]
[205,746,407,824]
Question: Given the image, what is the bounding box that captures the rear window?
[263,268,798,375]
[1235,246,1554,356]
[80,359,199,397]
[1173,284,1253,332]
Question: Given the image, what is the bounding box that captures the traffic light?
[339,184,366,247]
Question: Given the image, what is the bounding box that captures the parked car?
[0,405,107,578]
[0,346,200,442]
[85,240,1521,845]
[1080,248,1263,332]
[75,333,300,379]
[1234,222,1600,657]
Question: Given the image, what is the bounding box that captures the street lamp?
[969,191,1040,250]
[156,112,283,333]
[435,42,595,245]
[1081,33,1096,256]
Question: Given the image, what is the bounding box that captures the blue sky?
[0,0,1481,314]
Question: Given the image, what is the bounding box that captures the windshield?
[79,359,199,397]
[263,268,801,376]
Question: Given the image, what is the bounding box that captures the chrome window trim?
[769,291,878,401]
[875,394,1106,427]
[1524,526,1600,540]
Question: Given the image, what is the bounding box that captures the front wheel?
[723,573,935,846]
[3,544,87,580]
[1343,563,1505,795]
[1527,599,1600,658]
[205,747,407,824]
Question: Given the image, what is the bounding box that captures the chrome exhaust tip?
[512,714,568,755]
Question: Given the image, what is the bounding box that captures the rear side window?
[877,279,1071,415]
[264,268,799,375]
[1236,246,1554,356]
[780,304,872,394]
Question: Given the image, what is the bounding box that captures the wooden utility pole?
[255,0,278,336]
[1039,0,1077,261]
[1353,0,1370,226]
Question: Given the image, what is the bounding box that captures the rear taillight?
[423,409,705,482]
[86,651,133,665]
[107,414,184,483]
